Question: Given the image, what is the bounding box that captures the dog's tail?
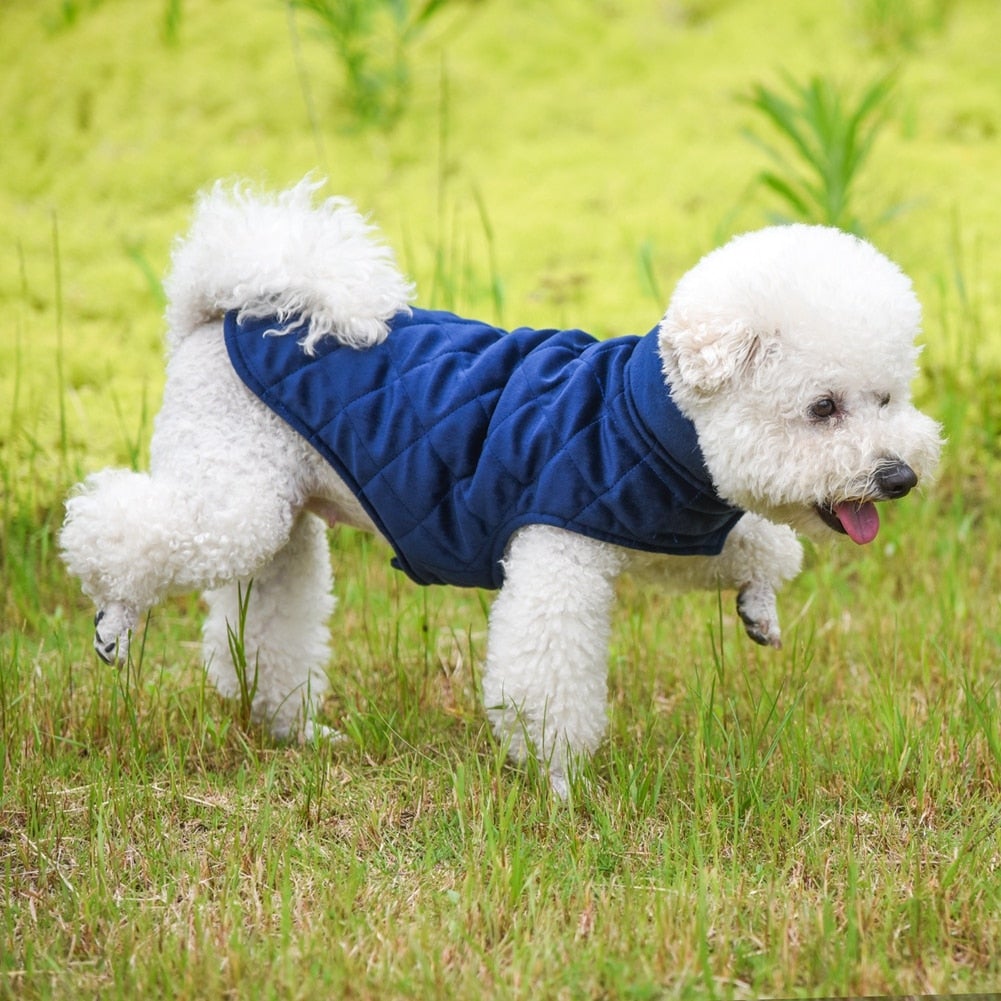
[163,176,415,353]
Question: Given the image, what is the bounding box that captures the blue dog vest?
[224,308,743,589]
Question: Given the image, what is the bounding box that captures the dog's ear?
[658,318,762,395]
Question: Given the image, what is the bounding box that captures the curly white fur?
[164,177,414,353]
[61,179,941,793]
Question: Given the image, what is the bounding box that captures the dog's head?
[658,224,942,544]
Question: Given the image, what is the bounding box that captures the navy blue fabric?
[224,308,743,589]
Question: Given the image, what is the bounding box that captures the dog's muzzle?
[816,459,918,545]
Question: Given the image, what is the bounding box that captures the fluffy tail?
[163,177,414,353]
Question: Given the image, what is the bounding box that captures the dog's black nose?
[875,460,918,499]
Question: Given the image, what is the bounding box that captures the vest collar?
[623,328,721,497]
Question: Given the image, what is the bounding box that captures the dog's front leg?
[482,525,626,797]
[717,513,803,648]
[736,580,783,648]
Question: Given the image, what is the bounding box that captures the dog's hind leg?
[61,462,302,665]
[201,512,335,741]
[61,328,311,665]
[482,524,626,797]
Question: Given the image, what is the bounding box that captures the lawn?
[2,0,1001,997]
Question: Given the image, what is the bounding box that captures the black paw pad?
[95,638,118,664]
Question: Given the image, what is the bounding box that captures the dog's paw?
[301,720,347,744]
[266,716,346,744]
[736,583,782,649]
[94,602,137,665]
[549,769,571,800]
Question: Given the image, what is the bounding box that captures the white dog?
[61,179,941,794]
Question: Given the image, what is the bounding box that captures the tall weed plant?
[741,72,896,235]
[854,0,954,51]
[288,0,459,129]
[50,0,184,43]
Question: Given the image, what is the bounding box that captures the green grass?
[3,0,1001,997]
[4,496,1001,998]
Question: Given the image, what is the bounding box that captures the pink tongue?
[836,501,880,545]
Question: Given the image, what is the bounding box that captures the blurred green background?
[2,0,999,494]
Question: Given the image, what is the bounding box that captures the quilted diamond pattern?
[225,308,742,589]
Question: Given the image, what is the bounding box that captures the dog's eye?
[879,394,891,408]
[809,397,838,421]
